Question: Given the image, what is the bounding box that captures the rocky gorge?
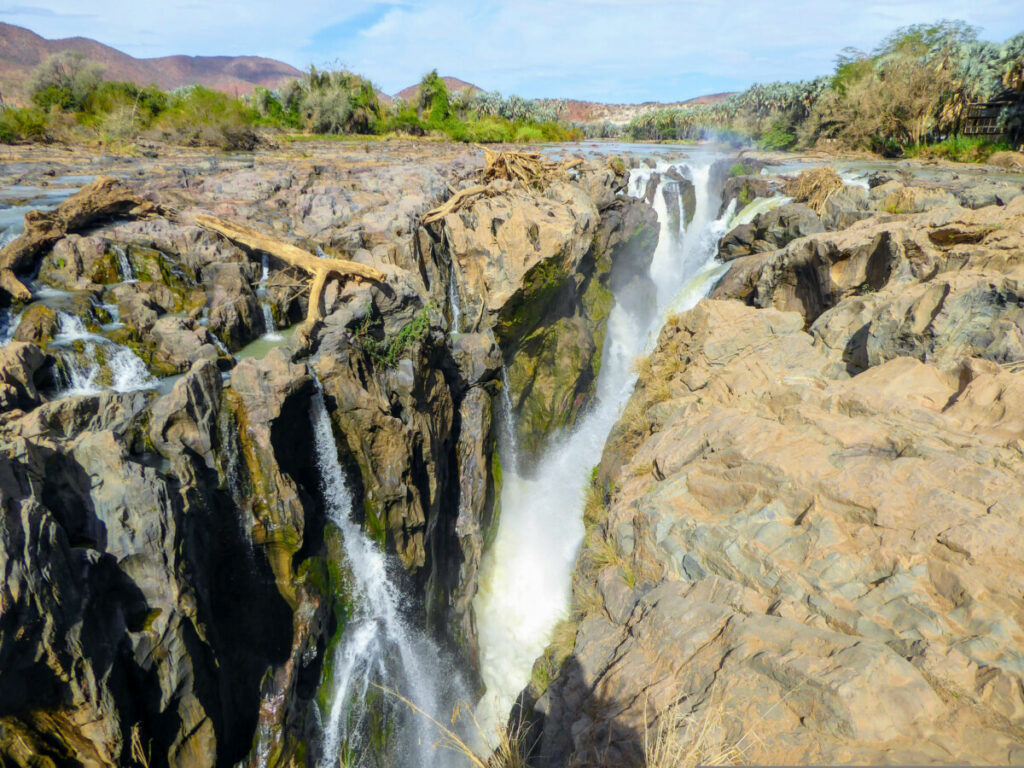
[0,137,1023,768]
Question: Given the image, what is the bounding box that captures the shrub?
[150,86,260,150]
[417,70,451,125]
[279,68,383,135]
[29,51,102,111]
[0,107,49,143]
[379,105,425,136]
[79,81,168,137]
[786,166,844,213]
[757,121,797,150]
[905,134,1011,162]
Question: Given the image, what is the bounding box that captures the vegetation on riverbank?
[0,56,579,149]
[627,21,1024,159]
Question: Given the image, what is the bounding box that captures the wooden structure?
[964,90,1020,142]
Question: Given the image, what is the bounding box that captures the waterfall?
[210,332,233,359]
[473,155,733,735]
[497,365,520,476]
[728,194,792,228]
[310,379,469,768]
[53,312,157,396]
[113,245,137,283]
[1,309,22,346]
[257,251,283,341]
[448,260,462,334]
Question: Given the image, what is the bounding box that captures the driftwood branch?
[421,185,488,225]
[0,176,158,302]
[192,213,386,326]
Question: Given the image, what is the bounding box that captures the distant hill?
[0,22,302,102]
[393,76,483,103]
[543,92,737,125]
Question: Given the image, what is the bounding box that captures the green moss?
[89,251,121,284]
[484,449,503,552]
[140,608,163,631]
[510,316,591,458]
[729,162,751,177]
[495,255,572,346]
[362,496,387,549]
[581,277,613,380]
[18,303,58,344]
[352,302,434,370]
[528,619,578,699]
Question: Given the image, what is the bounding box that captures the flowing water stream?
[311,380,469,768]
[473,154,734,735]
[52,312,157,395]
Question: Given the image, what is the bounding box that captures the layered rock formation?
[537,166,1024,765]
[0,142,658,767]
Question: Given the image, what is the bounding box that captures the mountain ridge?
[0,22,303,101]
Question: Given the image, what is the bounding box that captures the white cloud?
[9,0,1024,100]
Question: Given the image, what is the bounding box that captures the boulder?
[717,203,823,260]
[147,316,225,374]
[204,262,262,351]
[0,342,48,412]
[12,303,58,344]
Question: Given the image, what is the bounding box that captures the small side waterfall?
[310,379,469,768]
[474,154,734,734]
[53,312,157,395]
[448,260,463,334]
[113,245,137,283]
[497,365,520,476]
[1,309,22,346]
[257,252,283,341]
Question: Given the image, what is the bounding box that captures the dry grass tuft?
[785,166,844,214]
[582,483,607,533]
[377,685,531,768]
[530,618,579,696]
[572,577,604,619]
[644,694,752,768]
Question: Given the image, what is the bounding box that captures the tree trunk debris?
[192,213,386,326]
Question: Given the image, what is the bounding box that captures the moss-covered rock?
[12,303,58,344]
[507,315,596,458]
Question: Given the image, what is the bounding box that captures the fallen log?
[0,176,158,302]
[421,185,488,225]
[193,213,386,325]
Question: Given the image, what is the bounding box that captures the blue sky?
[3,1,1023,101]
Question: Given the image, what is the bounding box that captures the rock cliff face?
[0,143,657,767]
[537,166,1024,765]
[428,167,657,463]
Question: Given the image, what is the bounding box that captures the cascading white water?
[257,252,283,341]
[53,312,157,396]
[448,261,463,334]
[497,365,520,476]
[473,154,733,735]
[113,245,137,283]
[310,380,469,768]
[728,194,793,228]
[1,309,22,346]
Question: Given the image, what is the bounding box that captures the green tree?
[29,51,103,111]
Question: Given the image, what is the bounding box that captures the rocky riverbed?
[0,138,658,767]
[0,138,1023,767]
